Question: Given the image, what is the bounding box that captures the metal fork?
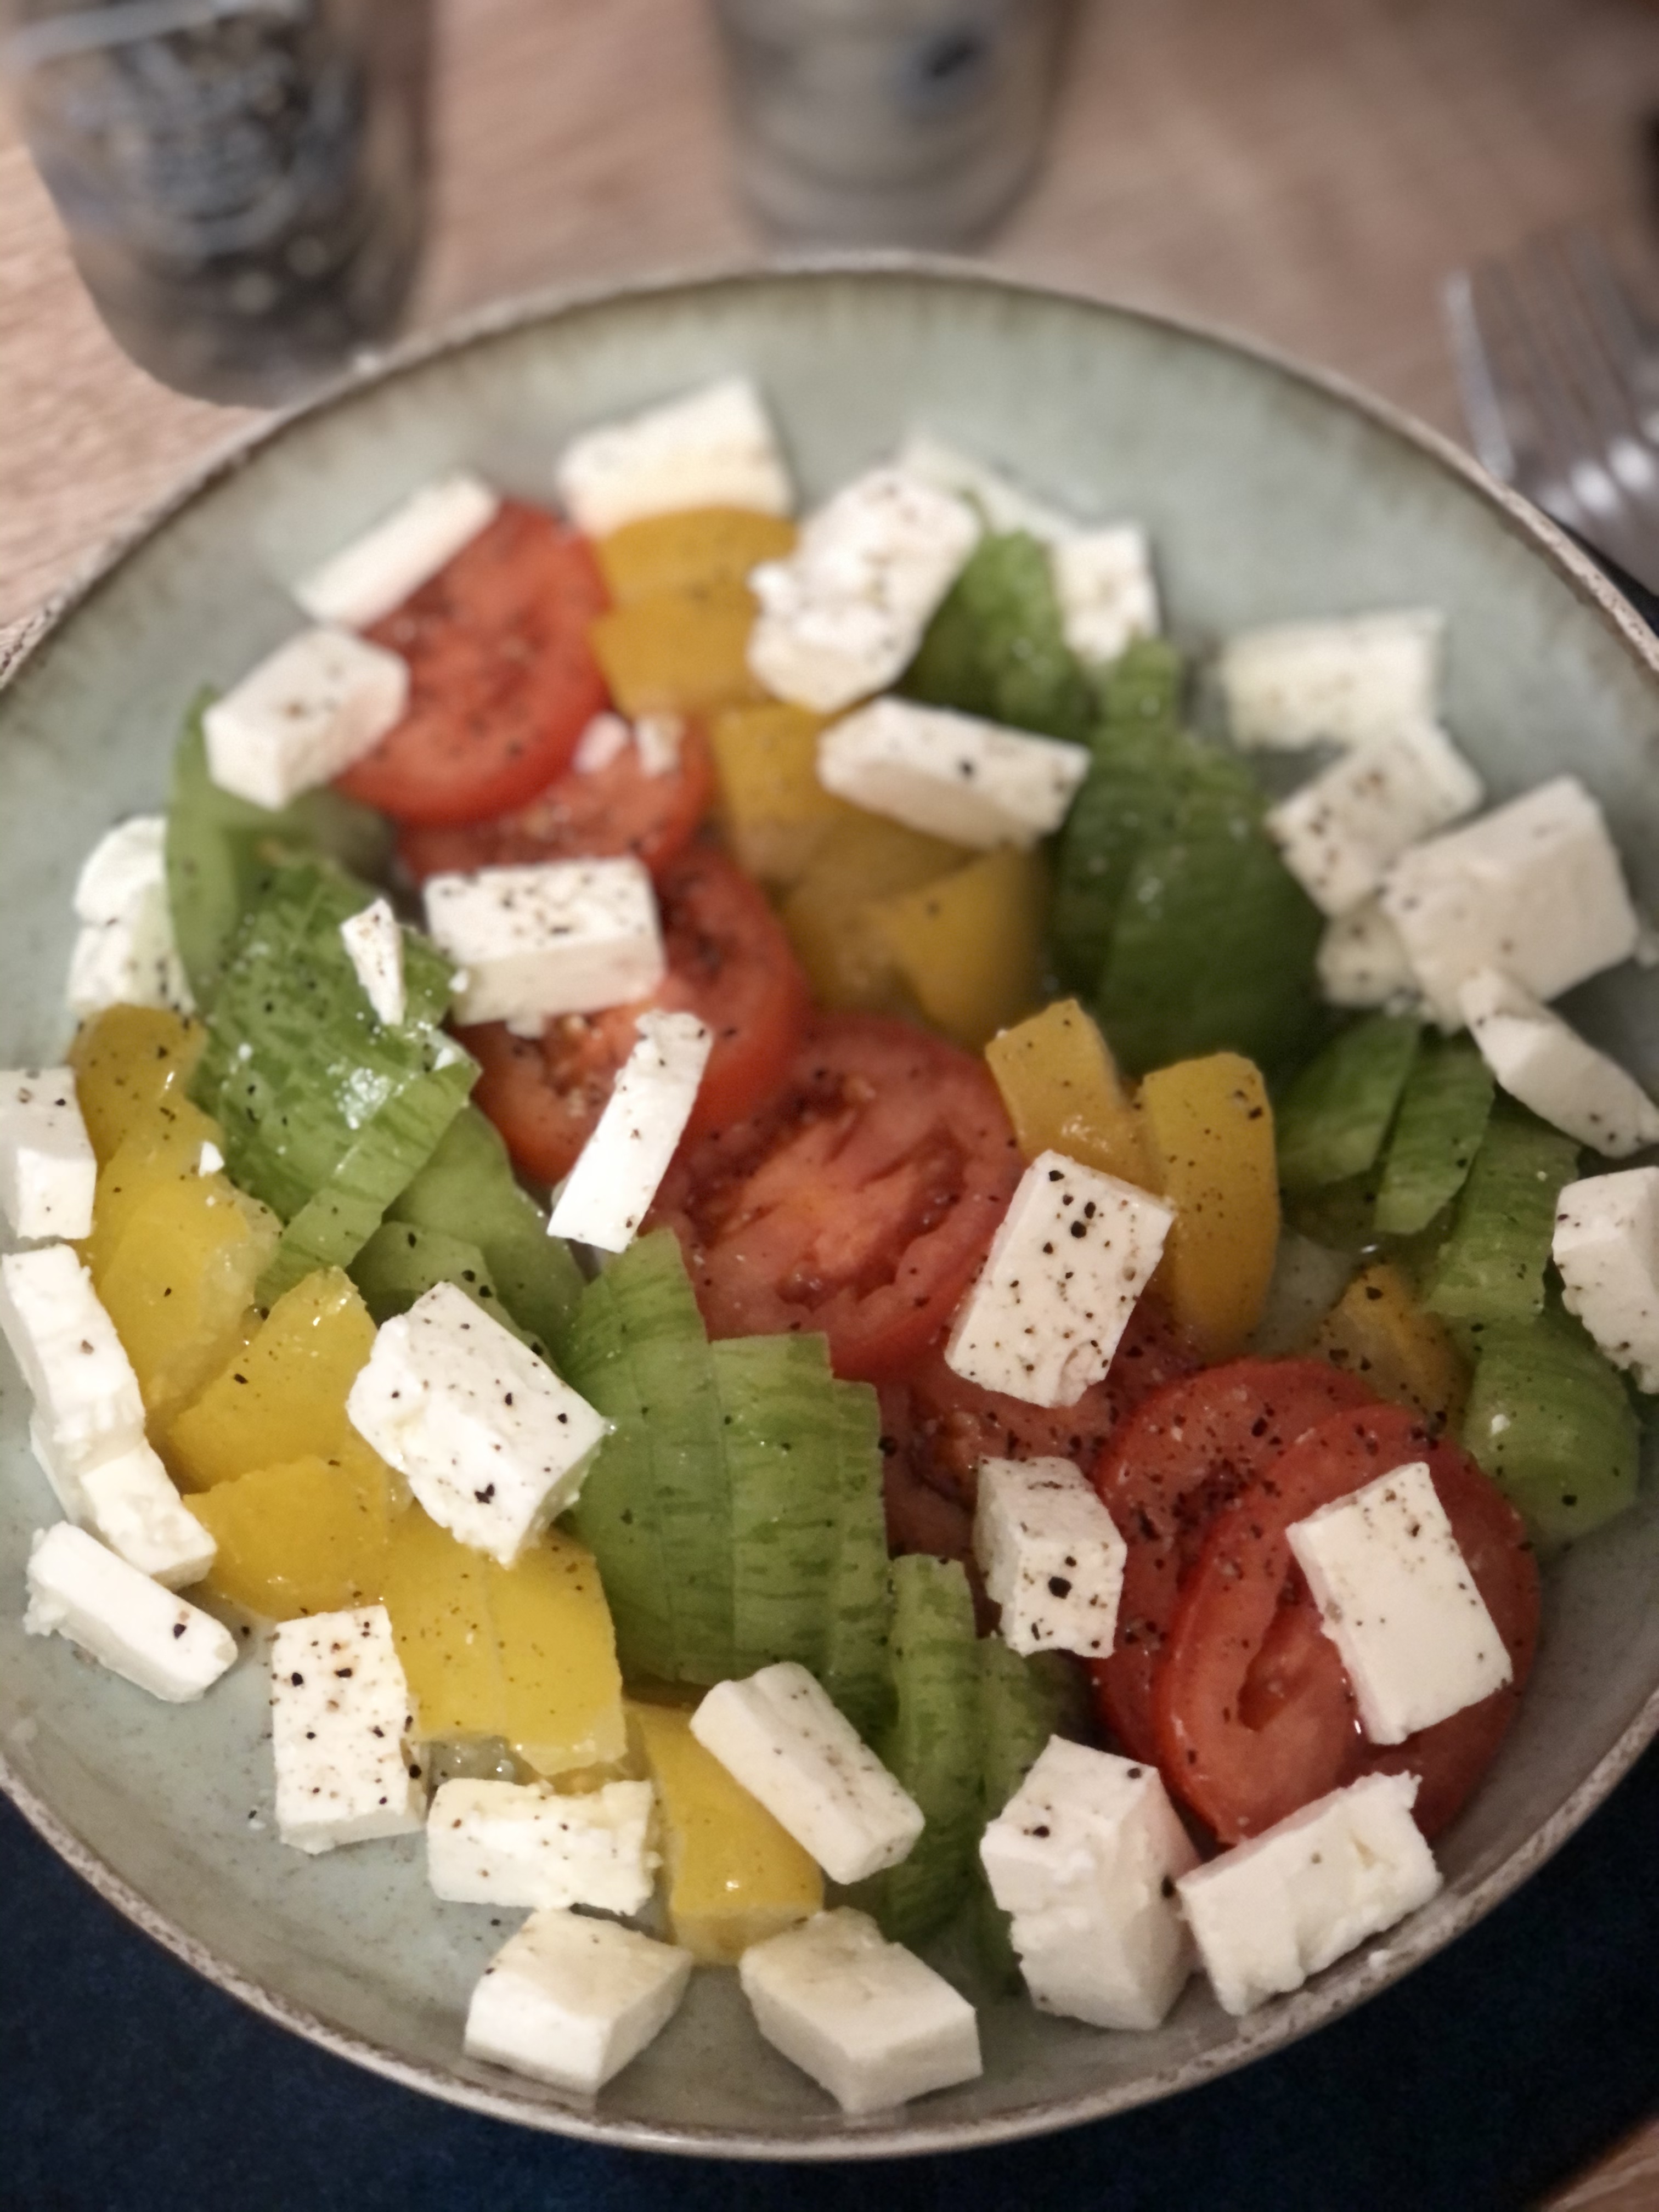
[1444,227,1659,595]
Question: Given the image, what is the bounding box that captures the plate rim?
[5,250,1659,2160]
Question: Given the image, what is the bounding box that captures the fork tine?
[1446,231,1659,592]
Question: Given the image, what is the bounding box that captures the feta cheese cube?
[66,816,192,1018]
[464,1908,692,2093]
[346,1280,609,1565]
[423,859,664,1030]
[270,1606,424,1853]
[1458,967,1659,1156]
[1176,1771,1441,2016]
[292,470,500,629]
[198,1140,224,1176]
[555,375,793,535]
[747,467,980,714]
[549,1012,713,1252]
[427,1777,657,1912]
[1267,723,1483,918]
[1051,528,1161,665]
[1379,777,1639,1026]
[945,1152,1176,1409]
[1219,610,1444,750]
[0,1067,96,1240]
[1287,1459,1511,1745]
[0,1243,146,1492]
[338,896,407,1027]
[202,626,409,810]
[738,1909,982,2115]
[689,1663,923,1887]
[979,1737,1197,2030]
[816,698,1090,852]
[973,1455,1127,1658]
[1316,898,1420,1011]
[1553,1168,1659,1390]
[24,1523,235,1701]
[893,431,1077,541]
[30,1417,215,1588]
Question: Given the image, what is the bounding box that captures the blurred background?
[6,0,1659,656]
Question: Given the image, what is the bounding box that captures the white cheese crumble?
[973,1455,1127,1658]
[0,1243,146,1497]
[816,697,1091,852]
[270,1605,424,1853]
[944,1151,1176,1409]
[1287,1459,1512,1745]
[346,1280,610,1566]
[292,470,501,629]
[1316,898,1421,1011]
[690,1662,924,1887]
[747,466,980,714]
[1458,967,1659,1156]
[66,815,193,1019]
[422,857,665,1031]
[338,895,407,1028]
[1050,527,1161,665]
[1379,776,1639,1027]
[0,1066,96,1242]
[198,1140,224,1177]
[634,712,685,777]
[737,1908,983,2115]
[464,1908,692,2094]
[572,711,631,774]
[979,1736,1197,2030]
[202,626,409,810]
[427,1777,657,1914]
[1176,1772,1442,2016]
[1218,610,1444,750]
[24,1523,235,1702]
[554,375,793,535]
[1553,1167,1659,1391]
[548,1010,713,1253]
[1266,722,1483,918]
[30,1418,215,1589]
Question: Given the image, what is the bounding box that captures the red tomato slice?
[464,842,809,1185]
[396,719,714,886]
[891,1302,1199,1514]
[650,1012,1022,1384]
[1088,1359,1376,1763]
[337,500,610,827]
[1154,1402,1539,1842]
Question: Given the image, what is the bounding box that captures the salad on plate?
[3,373,1655,2114]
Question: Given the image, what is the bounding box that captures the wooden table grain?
[4,0,1659,2197]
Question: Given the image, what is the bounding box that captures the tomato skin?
[1088,1359,1375,1763]
[892,1304,1199,1515]
[397,719,714,887]
[650,1013,1022,1384]
[337,501,610,827]
[1153,1402,1538,1843]
[464,843,809,1186]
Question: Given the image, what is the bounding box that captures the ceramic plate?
[4,264,1659,2159]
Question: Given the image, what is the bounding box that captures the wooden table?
[3,0,1659,2197]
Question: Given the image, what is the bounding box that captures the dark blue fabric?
[3,1745,1658,2212]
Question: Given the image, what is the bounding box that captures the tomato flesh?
[1088,1359,1375,1762]
[338,500,610,827]
[397,718,714,886]
[650,1013,1022,1384]
[465,842,810,1184]
[1154,1402,1539,1842]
